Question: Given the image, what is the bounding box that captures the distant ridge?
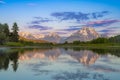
[19,36,49,43]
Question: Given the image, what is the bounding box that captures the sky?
[0,0,120,37]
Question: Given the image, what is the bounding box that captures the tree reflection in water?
[0,49,19,72]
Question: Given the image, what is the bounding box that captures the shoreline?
[0,45,120,49]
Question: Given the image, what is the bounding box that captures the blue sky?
[0,0,120,36]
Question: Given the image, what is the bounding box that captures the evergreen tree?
[3,23,10,37]
[0,23,7,44]
[11,22,19,42]
[0,32,6,45]
[109,35,120,43]
[90,38,109,44]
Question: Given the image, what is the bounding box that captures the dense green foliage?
[109,35,120,43]
[90,38,109,43]
[0,23,19,45]
[70,36,120,45]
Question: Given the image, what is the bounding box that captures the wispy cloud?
[29,25,52,30]
[27,10,120,36]
[63,26,82,31]
[51,11,109,22]
[91,11,109,19]
[99,29,113,33]
[27,3,37,6]
[0,0,6,4]
[51,12,89,22]
[86,19,120,27]
[31,17,53,24]
[30,11,110,26]
[56,32,67,34]
[99,27,120,35]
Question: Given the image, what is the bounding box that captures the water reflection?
[0,47,120,80]
[28,61,52,76]
[66,49,99,65]
[0,49,19,71]
[0,48,120,72]
[19,48,61,61]
[88,65,120,72]
[19,48,100,65]
[53,70,110,80]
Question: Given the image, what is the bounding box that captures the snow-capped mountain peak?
[65,26,100,42]
[48,32,59,37]
[19,32,44,39]
[75,27,98,36]
[43,32,61,43]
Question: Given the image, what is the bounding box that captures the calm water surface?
[0,47,120,80]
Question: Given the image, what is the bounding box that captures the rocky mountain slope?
[65,27,100,42]
[43,32,61,43]
[19,27,102,43]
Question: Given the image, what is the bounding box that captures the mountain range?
[19,27,106,43]
[19,48,100,65]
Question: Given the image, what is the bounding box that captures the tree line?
[65,35,120,44]
[91,36,120,43]
[0,23,19,45]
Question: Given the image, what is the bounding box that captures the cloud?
[99,29,113,33]
[27,11,120,37]
[31,17,53,24]
[99,27,120,36]
[86,19,120,27]
[56,32,67,34]
[27,3,37,6]
[51,11,109,22]
[63,26,82,31]
[29,25,52,30]
[91,11,109,19]
[51,12,89,22]
[0,0,6,4]
[34,17,43,19]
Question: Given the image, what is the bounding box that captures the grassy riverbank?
[56,43,120,48]
[0,42,120,49]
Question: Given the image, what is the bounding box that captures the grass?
[1,42,120,48]
[3,42,54,48]
[56,43,120,49]
[5,42,24,47]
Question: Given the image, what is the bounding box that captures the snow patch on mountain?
[43,32,62,43]
[19,32,44,40]
[65,27,100,42]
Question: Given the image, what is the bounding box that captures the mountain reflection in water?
[0,48,120,72]
[19,48,100,66]
[0,48,120,80]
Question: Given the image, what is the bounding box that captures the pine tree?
[0,23,7,44]
[0,32,6,45]
[3,23,10,37]
[11,22,19,42]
